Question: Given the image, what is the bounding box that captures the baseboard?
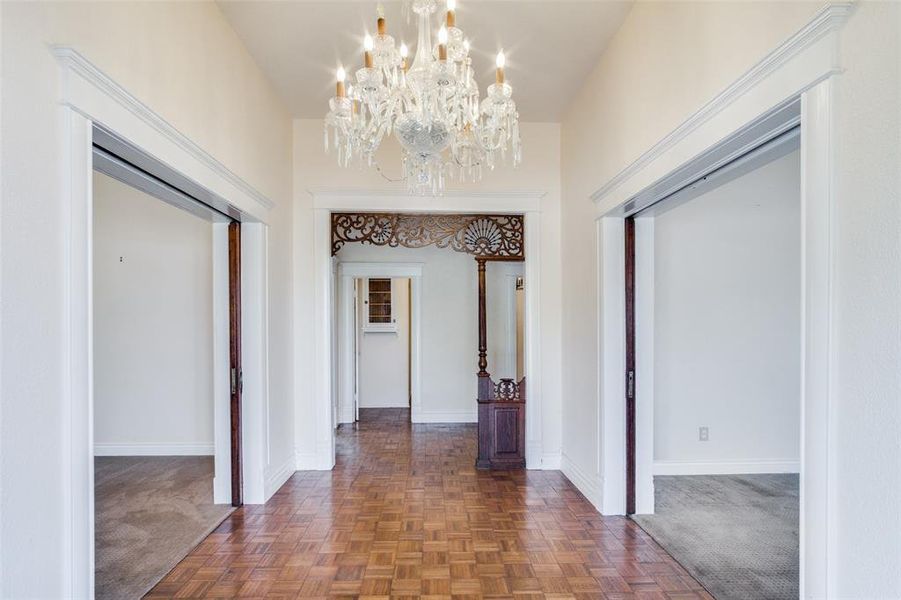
[295,449,333,471]
[412,409,477,423]
[653,459,801,475]
[540,452,562,470]
[337,405,354,424]
[560,452,604,512]
[264,455,296,499]
[94,442,214,456]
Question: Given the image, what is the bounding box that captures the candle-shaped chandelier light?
[324,0,522,195]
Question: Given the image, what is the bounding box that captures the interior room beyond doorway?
[631,145,802,600]
[92,171,233,599]
[356,277,412,415]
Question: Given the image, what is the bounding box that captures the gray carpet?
[94,456,234,600]
[632,474,799,600]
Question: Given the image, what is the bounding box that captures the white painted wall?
[560,1,900,594]
[0,3,294,596]
[93,172,214,455]
[560,0,822,508]
[486,261,524,381]
[652,151,800,474]
[338,246,478,422]
[828,4,901,594]
[358,278,410,409]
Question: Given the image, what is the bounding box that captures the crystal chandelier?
[324,0,522,195]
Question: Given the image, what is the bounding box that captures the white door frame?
[590,4,852,597]
[353,278,361,422]
[54,47,274,598]
[337,263,423,423]
[309,191,546,470]
[504,271,522,379]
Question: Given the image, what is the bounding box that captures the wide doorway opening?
[355,276,412,424]
[626,131,802,599]
[331,213,528,469]
[91,134,243,599]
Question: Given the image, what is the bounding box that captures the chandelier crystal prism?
[324,0,522,195]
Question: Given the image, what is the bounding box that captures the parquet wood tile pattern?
[145,408,712,599]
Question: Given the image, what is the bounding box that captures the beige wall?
[653,150,801,470]
[2,0,898,596]
[560,1,900,594]
[292,121,564,462]
[0,3,293,596]
[93,172,215,454]
[357,278,411,409]
[559,0,821,486]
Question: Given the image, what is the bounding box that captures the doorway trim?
[337,262,423,423]
[307,191,547,470]
[590,3,852,596]
[55,47,273,598]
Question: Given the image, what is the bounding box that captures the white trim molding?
[653,459,801,476]
[598,216,626,516]
[540,452,562,470]
[337,261,424,426]
[339,262,424,279]
[211,224,232,505]
[414,410,478,424]
[93,443,215,456]
[264,456,296,499]
[54,46,275,599]
[52,46,274,218]
[294,444,335,471]
[589,4,851,596]
[590,1,853,215]
[561,453,604,510]
[294,452,321,471]
[522,212,543,468]
[311,189,544,214]
[312,190,548,470]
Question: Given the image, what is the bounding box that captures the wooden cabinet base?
[476,377,526,469]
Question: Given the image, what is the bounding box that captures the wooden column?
[476,258,525,470]
[477,259,488,373]
[476,259,492,402]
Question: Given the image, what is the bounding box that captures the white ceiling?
[217,1,632,122]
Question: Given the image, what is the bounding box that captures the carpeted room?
[628,148,802,599]
[92,171,232,599]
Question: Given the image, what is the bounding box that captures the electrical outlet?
[699,426,709,442]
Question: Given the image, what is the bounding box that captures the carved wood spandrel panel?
[332,213,524,259]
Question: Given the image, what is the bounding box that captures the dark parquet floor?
[145,408,710,599]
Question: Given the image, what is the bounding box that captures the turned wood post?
[477,258,488,376]
[476,259,494,402]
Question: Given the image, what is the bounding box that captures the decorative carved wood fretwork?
[494,378,524,401]
[332,213,524,259]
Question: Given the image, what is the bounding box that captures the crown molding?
[51,46,275,211]
[307,187,546,199]
[308,187,546,213]
[337,262,424,278]
[590,1,854,207]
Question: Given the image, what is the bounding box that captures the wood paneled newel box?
[477,376,526,469]
[475,257,526,469]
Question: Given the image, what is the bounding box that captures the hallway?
[145,408,710,598]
